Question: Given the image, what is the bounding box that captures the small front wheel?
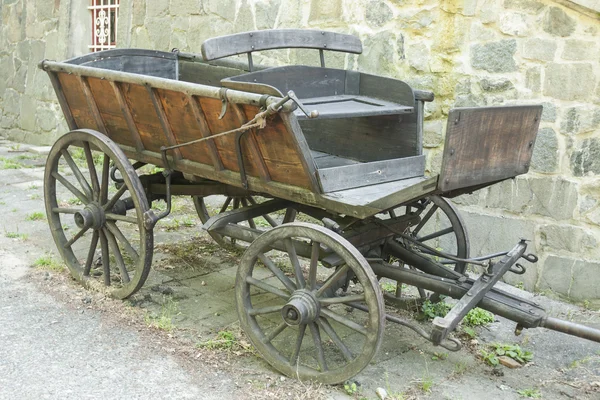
[236,223,384,384]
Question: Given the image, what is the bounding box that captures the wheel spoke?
[233,197,240,210]
[321,308,367,336]
[258,253,296,292]
[99,230,110,286]
[103,184,128,212]
[83,230,100,276]
[308,241,319,291]
[219,197,232,213]
[285,239,306,289]
[103,227,130,283]
[83,142,100,200]
[417,226,454,242]
[105,213,138,224]
[289,324,306,366]
[309,323,328,371]
[61,149,93,199]
[105,221,139,263]
[246,276,290,299]
[266,321,288,343]
[52,207,81,214]
[319,294,365,305]
[246,197,278,227]
[248,304,284,316]
[52,171,89,204]
[241,199,257,229]
[315,264,349,298]
[282,208,297,224]
[318,318,353,362]
[100,154,110,204]
[412,204,439,235]
[63,226,90,249]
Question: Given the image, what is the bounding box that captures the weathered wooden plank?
[311,151,360,169]
[57,73,97,131]
[438,105,543,192]
[148,87,183,162]
[201,29,363,61]
[120,82,165,152]
[230,103,271,183]
[77,76,109,136]
[109,81,145,151]
[241,105,315,190]
[47,71,78,130]
[178,60,242,86]
[317,155,425,193]
[186,94,224,170]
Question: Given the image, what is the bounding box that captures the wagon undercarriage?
[40,29,600,384]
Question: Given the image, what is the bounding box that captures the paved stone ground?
[0,137,599,400]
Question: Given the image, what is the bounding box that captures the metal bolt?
[251,45,255,49]
[450,149,455,156]
[528,141,533,148]
[323,44,327,47]
[249,33,253,37]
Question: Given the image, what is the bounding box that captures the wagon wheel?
[44,129,153,299]
[236,223,384,384]
[385,195,469,300]
[193,196,298,247]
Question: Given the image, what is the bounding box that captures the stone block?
[471,40,517,73]
[543,7,576,37]
[541,102,556,122]
[255,0,280,30]
[503,0,546,13]
[522,38,556,62]
[479,0,499,23]
[132,0,146,26]
[479,77,514,92]
[544,63,595,101]
[36,107,57,132]
[470,21,497,41]
[277,0,302,27]
[235,0,255,32]
[19,95,37,132]
[499,12,529,36]
[486,177,578,220]
[458,210,538,290]
[562,39,599,61]
[538,255,573,297]
[571,138,600,177]
[358,31,398,76]
[571,260,600,301]
[539,224,597,254]
[525,67,541,92]
[9,57,27,92]
[309,0,343,22]
[170,0,202,16]
[366,1,393,27]
[406,42,429,72]
[146,17,173,50]
[423,120,442,148]
[146,1,169,18]
[531,128,558,173]
[3,88,21,115]
[560,105,600,136]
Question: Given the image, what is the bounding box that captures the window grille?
[88,0,119,52]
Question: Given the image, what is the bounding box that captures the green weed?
[5,231,27,240]
[26,211,45,221]
[421,298,452,320]
[517,388,541,398]
[196,330,251,353]
[462,308,494,327]
[33,256,64,272]
[343,381,359,396]
[0,157,27,169]
[144,298,179,332]
[481,343,533,366]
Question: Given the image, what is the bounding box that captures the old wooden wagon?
[40,29,600,384]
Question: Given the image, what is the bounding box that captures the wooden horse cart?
[39,29,600,384]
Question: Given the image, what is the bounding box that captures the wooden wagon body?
[40,30,598,386]
[40,30,541,219]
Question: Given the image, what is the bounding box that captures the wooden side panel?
[438,105,543,192]
[86,77,137,148]
[300,114,418,162]
[198,97,260,176]
[121,82,166,152]
[57,73,98,131]
[241,105,314,189]
[156,89,215,167]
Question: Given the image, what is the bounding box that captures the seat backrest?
[201,29,363,70]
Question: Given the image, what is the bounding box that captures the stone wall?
[1,0,599,304]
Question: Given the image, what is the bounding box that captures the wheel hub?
[281,290,320,326]
[74,203,105,230]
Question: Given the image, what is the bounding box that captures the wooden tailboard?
[52,71,317,191]
[438,105,542,192]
